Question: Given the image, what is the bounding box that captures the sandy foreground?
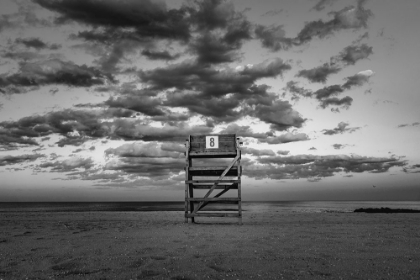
[1,211,419,280]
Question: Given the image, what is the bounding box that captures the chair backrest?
[188,134,237,157]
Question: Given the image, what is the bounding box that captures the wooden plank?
[184,137,190,223]
[188,151,237,158]
[237,140,242,225]
[185,180,239,184]
[189,166,239,171]
[186,213,240,218]
[197,186,231,211]
[192,185,238,189]
[187,197,240,202]
[189,166,239,176]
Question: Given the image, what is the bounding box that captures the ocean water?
[0,201,419,213]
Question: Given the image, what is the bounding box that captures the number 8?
[210,137,215,147]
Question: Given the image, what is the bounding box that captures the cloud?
[15,37,61,50]
[259,132,309,144]
[342,70,374,89]
[296,63,341,83]
[104,95,165,117]
[39,157,94,172]
[322,122,361,135]
[296,44,373,84]
[0,154,45,166]
[397,122,419,128]
[253,100,306,131]
[282,81,312,101]
[254,25,293,51]
[105,142,182,158]
[34,0,191,41]
[0,108,135,148]
[320,96,353,109]
[138,58,302,128]
[105,157,184,178]
[334,43,373,65]
[242,147,275,157]
[296,0,373,45]
[311,0,337,12]
[256,1,372,51]
[218,124,270,139]
[139,58,290,93]
[141,49,180,61]
[313,84,344,99]
[0,59,112,93]
[189,32,240,64]
[246,154,406,180]
[332,143,349,150]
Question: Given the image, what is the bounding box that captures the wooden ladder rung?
[189,166,238,171]
[192,184,238,189]
[186,213,241,218]
[186,197,240,202]
[185,180,239,184]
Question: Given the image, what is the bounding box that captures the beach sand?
[1,211,419,279]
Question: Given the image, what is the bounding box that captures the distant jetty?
[354,207,420,213]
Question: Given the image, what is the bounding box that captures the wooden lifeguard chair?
[184,134,242,224]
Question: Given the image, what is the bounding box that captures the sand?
[1,211,419,279]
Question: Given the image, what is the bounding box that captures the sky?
[0,0,419,202]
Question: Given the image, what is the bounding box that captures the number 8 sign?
[205,136,219,149]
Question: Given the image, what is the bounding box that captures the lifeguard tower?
[184,134,242,224]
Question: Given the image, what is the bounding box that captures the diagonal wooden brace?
[192,153,240,214]
[196,184,235,211]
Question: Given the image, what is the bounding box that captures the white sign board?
[205,136,219,149]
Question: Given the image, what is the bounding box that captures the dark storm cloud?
[322,122,361,135]
[0,59,112,93]
[15,37,61,50]
[296,63,341,83]
[34,0,191,41]
[0,154,45,166]
[141,49,180,61]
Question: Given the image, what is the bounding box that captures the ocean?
[0,201,419,213]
